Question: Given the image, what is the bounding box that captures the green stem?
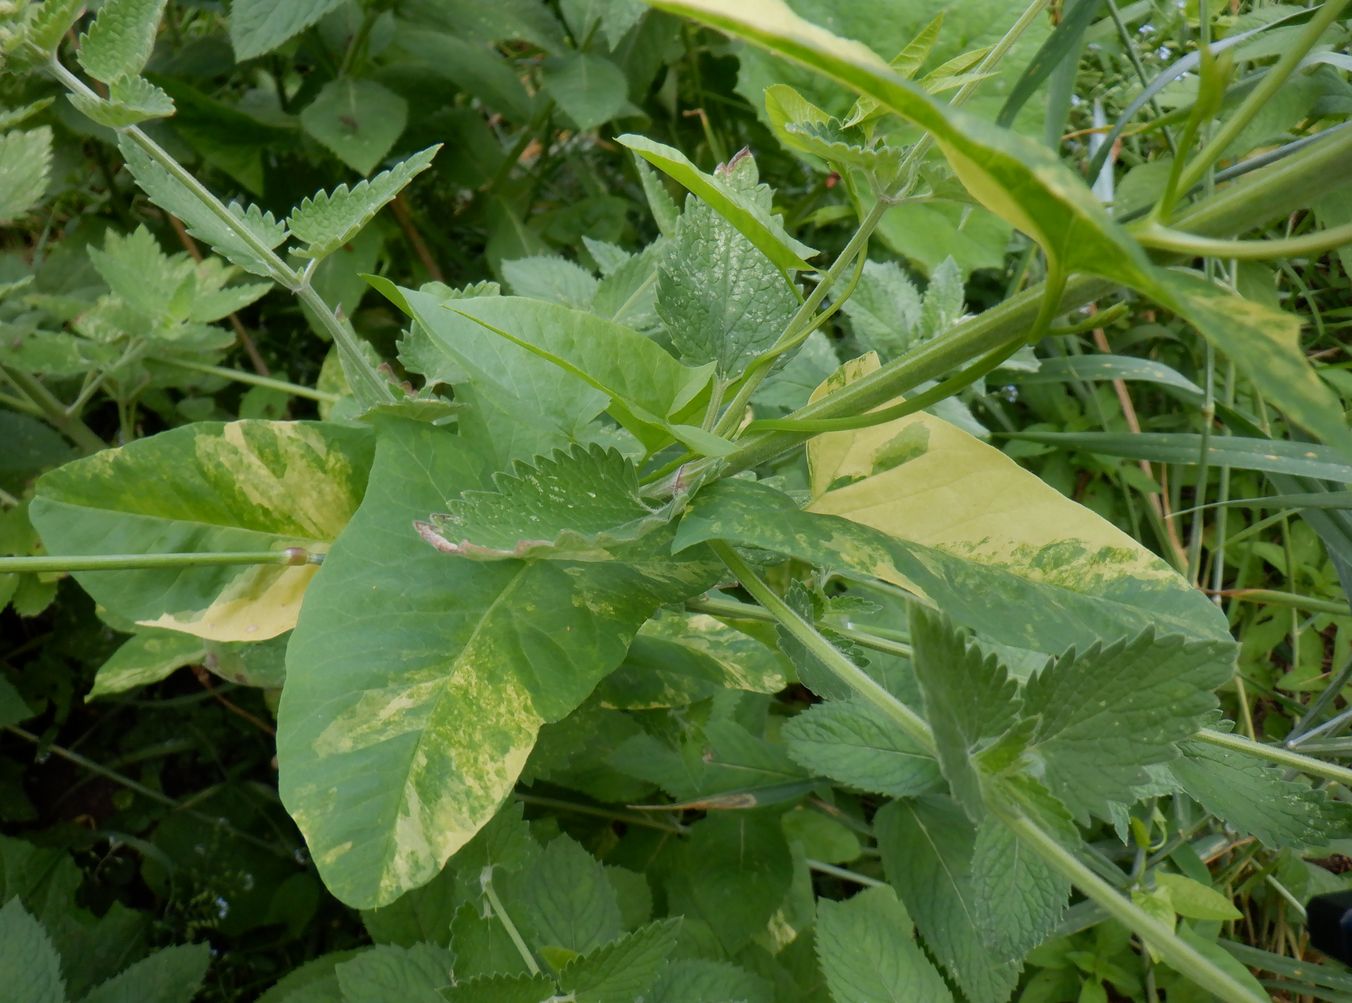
[711,542,935,753]
[1196,727,1352,788]
[152,358,340,403]
[0,364,106,453]
[994,806,1265,1003]
[1134,219,1352,261]
[0,550,318,574]
[806,859,886,888]
[1173,0,1350,199]
[47,58,393,407]
[482,872,541,976]
[1212,588,1348,617]
[686,594,912,657]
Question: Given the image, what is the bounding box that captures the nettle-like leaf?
[652,959,774,1003]
[0,126,52,224]
[77,0,166,84]
[80,944,211,1003]
[288,145,440,260]
[0,898,65,1003]
[230,0,347,61]
[68,74,175,127]
[300,78,408,177]
[910,607,1022,818]
[781,699,940,797]
[332,942,452,1003]
[617,134,818,273]
[657,155,798,378]
[277,418,719,908]
[876,796,1020,1003]
[764,83,904,176]
[30,421,374,641]
[1173,739,1352,850]
[1020,630,1235,824]
[816,885,953,1003]
[118,134,287,278]
[418,444,671,561]
[652,0,1352,457]
[440,972,555,1003]
[7,0,84,70]
[502,255,599,310]
[556,920,682,1003]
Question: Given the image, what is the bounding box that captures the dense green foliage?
[3,0,1352,1000]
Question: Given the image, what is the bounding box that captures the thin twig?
[390,195,444,282]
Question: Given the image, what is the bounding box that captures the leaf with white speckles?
[277,417,717,908]
[30,421,374,641]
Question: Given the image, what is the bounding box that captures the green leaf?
[30,421,374,641]
[816,885,953,1003]
[118,134,287,278]
[400,291,714,454]
[502,256,598,310]
[763,84,903,174]
[1005,430,1352,483]
[10,0,84,69]
[88,630,207,700]
[230,0,347,60]
[1003,355,1204,399]
[909,607,1022,818]
[0,898,65,1003]
[1154,873,1241,922]
[1172,739,1352,850]
[657,171,799,377]
[288,146,441,260]
[649,0,1352,456]
[77,0,166,83]
[255,951,362,1003]
[664,813,792,954]
[540,53,630,131]
[840,261,922,359]
[616,135,817,273]
[507,835,623,954]
[556,920,681,1003]
[875,796,1020,1003]
[0,677,35,728]
[277,418,717,908]
[438,972,556,1003]
[301,79,409,177]
[79,944,210,1003]
[419,444,670,561]
[68,75,175,127]
[1020,630,1236,824]
[333,943,453,1003]
[674,477,1231,676]
[781,699,940,797]
[652,960,774,1003]
[0,127,52,225]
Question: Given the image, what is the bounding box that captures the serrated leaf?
[816,885,953,1003]
[88,630,207,699]
[288,145,440,259]
[1020,630,1235,824]
[10,0,84,69]
[657,182,798,378]
[840,260,922,358]
[0,898,65,1003]
[230,0,347,60]
[664,813,792,954]
[918,257,965,340]
[541,52,629,131]
[68,74,175,127]
[842,13,945,127]
[617,134,817,273]
[782,700,940,797]
[334,943,453,1003]
[118,134,286,278]
[557,919,681,1003]
[501,255,599,309]
[1154,873,1241,921]
[1172,740,1352,850]
[0,127,52,224]
[652,959,774,1003]
[438,971,555,1003]
[88,225,192,320]
[764,84,904,174]
[910,606,1022,818]
[970,778,1074,965]
[80,943,211,1003]
[31,421,374,641]
[77,0,166,83]
[876,796,1021,1003]
[301,78,408,177]
[420,444,668,561]
[277,418,717,908]
[507,835,624,954]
